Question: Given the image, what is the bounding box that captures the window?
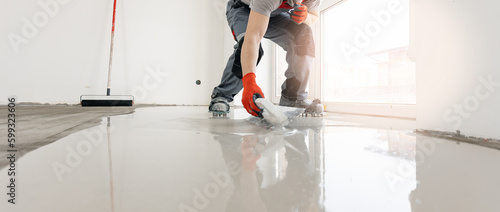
[322,0,415,104]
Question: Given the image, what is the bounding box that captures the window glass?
[323,0,415,104]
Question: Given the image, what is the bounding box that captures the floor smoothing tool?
[248,97,325,129]
[255,98,327,128]
[80,0,133,107]
[255,98,291,127]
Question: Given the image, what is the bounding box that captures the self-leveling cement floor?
[0,106,499,212]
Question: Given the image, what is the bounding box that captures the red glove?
[241,136,262,171]
[290,2,308,24]
[241,72,265,117]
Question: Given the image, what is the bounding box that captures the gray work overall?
[211,0,315,103]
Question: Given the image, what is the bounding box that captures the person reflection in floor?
[216,131,320,212]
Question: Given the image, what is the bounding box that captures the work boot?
[279,96,324,114]
[279,96,312,108]
[209,97,230,113]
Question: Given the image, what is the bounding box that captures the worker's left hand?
[289,2,308,24]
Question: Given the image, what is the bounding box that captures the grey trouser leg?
[211,44,244,102]
[210,1,249,102]
[264,13,315,101]
[211,1,315,103]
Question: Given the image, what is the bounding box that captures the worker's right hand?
[241,72,265,117]
[289,2,308,24]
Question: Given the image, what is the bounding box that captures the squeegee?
[81,0,133,107]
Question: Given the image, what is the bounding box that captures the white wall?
[415,0,500,139]
[1,0,257,105]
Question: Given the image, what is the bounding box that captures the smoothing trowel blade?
[255,98,304,127]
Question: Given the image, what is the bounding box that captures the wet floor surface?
[1,106,499,212]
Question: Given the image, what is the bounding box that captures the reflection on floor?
[1,106,499,212]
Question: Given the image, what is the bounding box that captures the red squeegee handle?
[106,0,117,96]
[111,0,117,34]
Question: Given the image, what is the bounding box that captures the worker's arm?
[241,10,269,117]
[241,11,269,77]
